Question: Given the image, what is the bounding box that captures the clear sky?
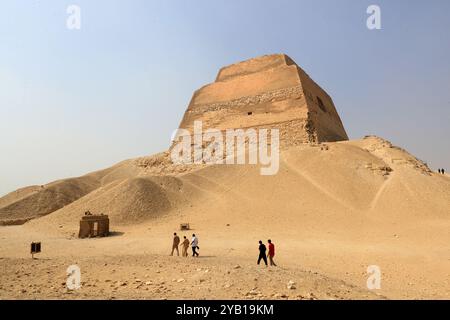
[1,0,449,196]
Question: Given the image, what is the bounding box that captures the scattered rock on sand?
[115,281,127,287]
[287,280,296,290]
[305,292,316,300]
[246,289,259,296]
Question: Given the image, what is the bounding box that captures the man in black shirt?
[257,240,268,266]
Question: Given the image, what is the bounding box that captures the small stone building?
[78,214,109,238]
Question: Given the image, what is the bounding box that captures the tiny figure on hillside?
[171,232,180,256]
[257,240,268,266]
[438,169,441,174]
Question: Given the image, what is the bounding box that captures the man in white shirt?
[191,234,199,257]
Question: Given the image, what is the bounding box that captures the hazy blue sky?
[1,0,449,196]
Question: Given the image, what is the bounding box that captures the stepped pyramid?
[176,54,348,147]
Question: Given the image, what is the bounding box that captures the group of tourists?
[257,239,277,267]
[170,232,277,267]
[170,232,199,257]
[170,233,277,267]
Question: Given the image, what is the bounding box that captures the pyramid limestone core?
[176,54,348,148]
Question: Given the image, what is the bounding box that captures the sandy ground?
[0,218,448,300]
[1,137,449,300]
[0,225,383,300]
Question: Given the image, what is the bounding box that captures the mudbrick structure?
[176,54,348,148]
[79,214,109,239]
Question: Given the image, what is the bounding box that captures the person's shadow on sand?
[108,231,125,237]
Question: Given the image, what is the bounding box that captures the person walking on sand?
[180,236,190,257]
[170,232,180,256]
[257,240,268,266]
[438,169,441,174]
[267,239,277,266]
[191,234,199,257]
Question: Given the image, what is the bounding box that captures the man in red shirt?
[267,239,277,266]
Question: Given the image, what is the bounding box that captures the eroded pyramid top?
[215,54,296,82]
[177,54,348,146]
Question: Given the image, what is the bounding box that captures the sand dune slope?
[1,136,449,299]
[0,176,100,225]
[28,175,199,230]
[3,135,449,231]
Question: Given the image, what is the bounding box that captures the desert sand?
[1,136,449,300]
[1,55,449,300]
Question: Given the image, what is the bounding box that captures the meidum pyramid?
[177,54,348,147]
[0,54,449,299]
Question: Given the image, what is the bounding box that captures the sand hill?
[0,54,449,300]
